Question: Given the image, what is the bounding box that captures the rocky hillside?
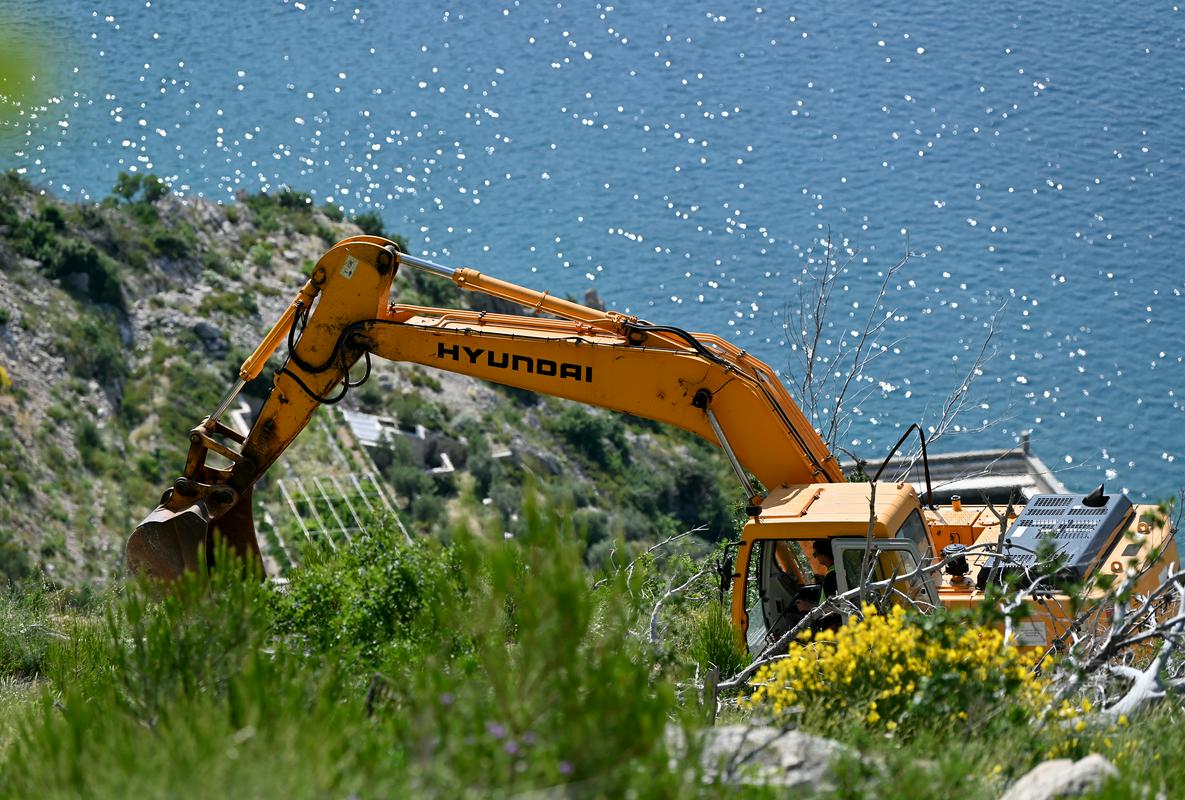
[0,171,738,588]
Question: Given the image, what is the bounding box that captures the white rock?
[673,724,847,790]
[1000,754,1117,800]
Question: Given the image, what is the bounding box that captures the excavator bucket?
[126,488,263,582]
[126,501,211,581]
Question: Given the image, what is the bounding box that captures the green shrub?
[127,200,159,226]
[0,170,30,196]
[383,461,434,503]
[274,516,461,668]
[680,467,735,535]
[352,210,385,237]
[466,449,499,497]
[407,366,443,392]
[75,419,103,469]
[57,310,127,385]
[248,241,273,267]
[410,492,446,526]
[111,171,141,202]
[137,341,225,456]
[315,224,336,245]
[10,218,56,259]
[241,189,312,235]
[141,175,168,203]
[1,507,691,798]
[549,405,628,470]
[375,499,677,794]
[112,172,168,204]
[0,586,53,678]
[689,601,747,677]
[149,223,194,260]
[198,290,258,318]
[134,451,163,481]
[10,216,126,309]
[320,202,344,222]
[0,538,32,587]
[74,204,107,231]
[43,238,125,308]
[37,204,65,231]
[0,468,30,499]
[388,392,449,431]
[0,198,16,232]
[276,188,311,210]
[73,419,116,475]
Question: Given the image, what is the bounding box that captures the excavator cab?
[830,539,940,610]
[739,539,813,651]
[734,533,937,654]
[729,481,936,653]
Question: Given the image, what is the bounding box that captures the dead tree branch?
[786,233,911,452]
[593,524,709,590]
[650,568,709,647]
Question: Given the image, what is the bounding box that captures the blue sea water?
[1,0,1183,498]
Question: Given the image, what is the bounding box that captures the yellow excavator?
[127,236,1179,655]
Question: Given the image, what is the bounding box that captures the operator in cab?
[812,539,838,600]
[792,539,841,634]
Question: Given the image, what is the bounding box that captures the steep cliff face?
[0,174,364,584]
[0,173,737,587]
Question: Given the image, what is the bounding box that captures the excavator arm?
[127,236,841,580]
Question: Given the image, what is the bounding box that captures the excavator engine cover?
[978,488,1133,588]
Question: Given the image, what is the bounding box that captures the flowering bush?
[747,604,1048,736]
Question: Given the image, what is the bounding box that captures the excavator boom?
[127,237,841,580]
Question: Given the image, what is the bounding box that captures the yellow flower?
[744,604,1050,736]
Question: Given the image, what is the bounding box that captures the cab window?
[838,545,935,611]
[894,510,932,562]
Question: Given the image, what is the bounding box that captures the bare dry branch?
[650,568,709,646]
[593,524,709,590]
[785,233,912,452]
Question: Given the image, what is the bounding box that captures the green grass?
[198,289,258,318]
[0,507,712,798]
[0,501,1183,797]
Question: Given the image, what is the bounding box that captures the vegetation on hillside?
[0,508,1179,798]
[0,170,739,586]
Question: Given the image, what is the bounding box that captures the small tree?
[353,210,385,237]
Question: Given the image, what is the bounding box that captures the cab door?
[830,539,940,616]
